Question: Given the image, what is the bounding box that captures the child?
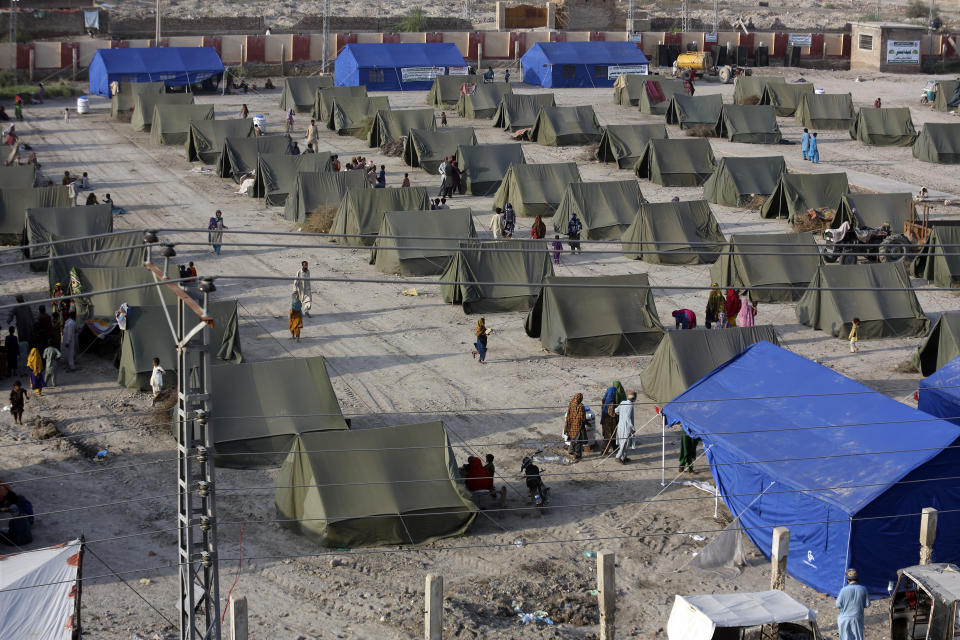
[809,132,820,164]
[401,173,410,187]
[849,317,860,353]
[9,380,26,425]
[78,172,89,190]
[551,235,563,265]
[150,357,165,404]
[484,454,495,478]
[440,111,448,127]
[63,108,70,122]
[289,292,303,342]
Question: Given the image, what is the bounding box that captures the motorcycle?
[520,457,549,510]
[822,221,911,265]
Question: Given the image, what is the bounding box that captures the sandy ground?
[2,67,960,639]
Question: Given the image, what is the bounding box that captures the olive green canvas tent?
[795,262,928,339]
[65,264,178,321]
[733,76,785,105]
[760,172,849,222]
[640,325,780,402]
[714,105,782,144]
[638,78,687,115]
[440,240,554,313]
[216,134,293,182]
[523,106,602,146]
[492,162,582,217]
[912,123,960,164]
[613,74,647,106]
[116,300,242,391]
[47,233,146,293]
[665,94,723,129]
[914,224,960,289]
[111,81,164,119]
[0,186,72,245]
[710,233,821,303]
[831,192,914,230]
[848,108,917,146]
[913,312,960,375]
[552,181,645,241]
[933,80,960,112]
[367,108,437,147]
[280,76,333,113]
[403,128,478,174]
[702,156,786,207]
[313,85,368,122]
[283,171,369,222]
[130,93,193,131]
[455,143,526,196]
[634,138,716,187]
[524,274,665,356]
[759,82,814,116]
[596,124,668,169]
[148,103,214,145]
[327,96,390,138]
[209,357,348,469]
[330,187,430,245]
[795,93,855,129]
[275,421,476,547]
[0,165,36,189]
[370,209,476,276]
[492,93,556,130]
[426,75,466,107]
[184,118,254,163]
[249,152,332,205]
[456,82,513,118]
[621,200,725,264]
[24,204,112,267]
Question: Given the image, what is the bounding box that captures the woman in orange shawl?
[564,393,587,460]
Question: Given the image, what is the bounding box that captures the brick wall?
[109,16,265,39]
[0,8,101,40]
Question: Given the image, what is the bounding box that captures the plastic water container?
[252,114,266,131]
[76,96,89,114]
[814,87,825,95]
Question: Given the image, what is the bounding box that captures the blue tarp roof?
[663,341,960,596]
[88,47,225,97]
[919,355,960,426]
[334,43,467,91]
[524,42,649,65]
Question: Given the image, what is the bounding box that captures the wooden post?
[240,43,246,73]
[72,47,78,80]
[228,594,248,640]
[920,507,938,565]
[477,43,482,72]
[280,42,285,76]
[771,527,789,590]
[28,48,34,82]
[598,550,615,640]
[425,574,442,640]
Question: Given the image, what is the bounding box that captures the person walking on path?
[737,293,756,328]
[849,317,860,353]
[614,391,636,464]
[26,347,44,396]
[61,311,77,371]
[471,317,490,364]
[836,568,869,640]
[801,128,810,160]
[502,203,516,239]
[284,108,294,133]
[150,357,164,404]
[489,209,504,239]
[567,213,583,254]
[809,132,820,163]
[42,340,60,388]
[294,261,313,318]
[551,235,563,265]
[440,111,448,127]
[208,210,226,255]
[306,119,319,149]
[530,215,546,240]
[565,393,588,461]
[289,292,303,342]
[600,383,620,454]
[9,380,27,425]
[14,96,23,122]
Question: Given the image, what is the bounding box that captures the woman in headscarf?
[471,317,489,364]
[289,292,303,342]
[705,283,725,329]
[737,291,756,328]
[27,346,44,396]
[502,203,516,238]
[724,288,742,328]
[564,393,587,460]
[530,215,546,240]
[600,382,622,453]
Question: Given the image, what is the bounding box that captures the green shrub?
[0,82,82,101]
[906,0,935,19]
[397,7,426,32]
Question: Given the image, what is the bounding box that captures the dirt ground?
[2,67,960,639]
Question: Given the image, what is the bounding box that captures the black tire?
[680,69,692,81]
[880,234,910,263]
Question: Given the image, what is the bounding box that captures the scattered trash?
[680,480,719,496]
[402,288,418,296]
[189,167,211,174]
[138,578,151,586]
[583,550,597,559]
[688,534,707,542]
[532,455,567,465]
[514,602,555,626]
[93,450,108,462]
[1,405,9,413]
[514,538,527,548]
[588,589,599,596]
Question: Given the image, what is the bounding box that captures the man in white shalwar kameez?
[294,261,312,317]
[613,392,636,464]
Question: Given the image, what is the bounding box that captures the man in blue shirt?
[801,128,810,160]
[836,568,870,640]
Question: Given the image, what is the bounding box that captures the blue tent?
[334,43,468,91]
[520,42,649,89]
[88,47,225,97]
[663,341,960,597]
[918,355,960,426]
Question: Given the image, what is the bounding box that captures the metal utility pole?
[682,0,689,33]
[144,238,222,640]
[155,0,161,44]
[321,0,330,73]
[464,0,470,26]
[713,0,719,34]
[627,0,634,34]
[9,0,18,79]
[876,0,881,21]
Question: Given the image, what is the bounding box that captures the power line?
[84,545,176,628]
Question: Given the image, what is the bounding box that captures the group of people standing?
[564,384,637,464]
[438,156,462,198]
[704,285,756,329]
[801,128,820,163]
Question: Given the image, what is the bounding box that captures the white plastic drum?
[253,114,266,131]
[76,96,90,114]
[814,87,825,94]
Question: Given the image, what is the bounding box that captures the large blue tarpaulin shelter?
[334,43,468,91]
[88,47,225,97]
[520,42,649,88]
[918,355,960,426]
[663,341,960,597]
